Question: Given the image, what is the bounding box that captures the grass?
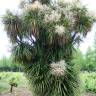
[0,72,28,93]
[80,71,96,93]
[0,71,96,94]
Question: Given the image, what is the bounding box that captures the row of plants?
[0,72,28,93]
[0,57,22,72]
[0,72,96,94]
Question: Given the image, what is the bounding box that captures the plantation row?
[0,72,28,93]
[0,72,96,94]
[0,57,22,72]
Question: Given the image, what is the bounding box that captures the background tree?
[72,48,96,72]
[0,57,22,72]
[93,32,96,68]
[3,0,95,96]
[85,47,96,71]
[72,49,85,71]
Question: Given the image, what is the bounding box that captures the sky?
[0,0,96,58]
[0,0,20,58]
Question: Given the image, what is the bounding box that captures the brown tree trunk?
[10,85,13,93]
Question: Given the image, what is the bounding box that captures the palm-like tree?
[3,0,95,96]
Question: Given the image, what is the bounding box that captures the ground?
[0,88,95,96]
[0,72,96,96]
[0,87,32,96]
[82,93,96,96]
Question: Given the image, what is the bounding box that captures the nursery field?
[0,72,96,96]
[0,72,32,96]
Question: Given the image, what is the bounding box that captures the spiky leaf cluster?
[3,1,94,63]
[3,1,95,96]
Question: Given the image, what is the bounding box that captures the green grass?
[0,72,96,94]
[80,71,96,93]
[0,72,28,93]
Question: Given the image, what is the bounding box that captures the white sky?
[0,0,96,58]
[0,0,20,58]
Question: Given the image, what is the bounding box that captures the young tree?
[3,0,95,96]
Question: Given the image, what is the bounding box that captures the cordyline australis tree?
[3,0,95,96]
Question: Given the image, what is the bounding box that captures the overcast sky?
[0,0,96,58]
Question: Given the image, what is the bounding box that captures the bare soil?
[82,93,96,96]
[0,88,96,96]
[0,87,32,96]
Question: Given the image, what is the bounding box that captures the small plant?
[9,77,18,93]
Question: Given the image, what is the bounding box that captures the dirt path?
[0,88,96,96]
[82,93,96,96]
[0,88,32,96]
